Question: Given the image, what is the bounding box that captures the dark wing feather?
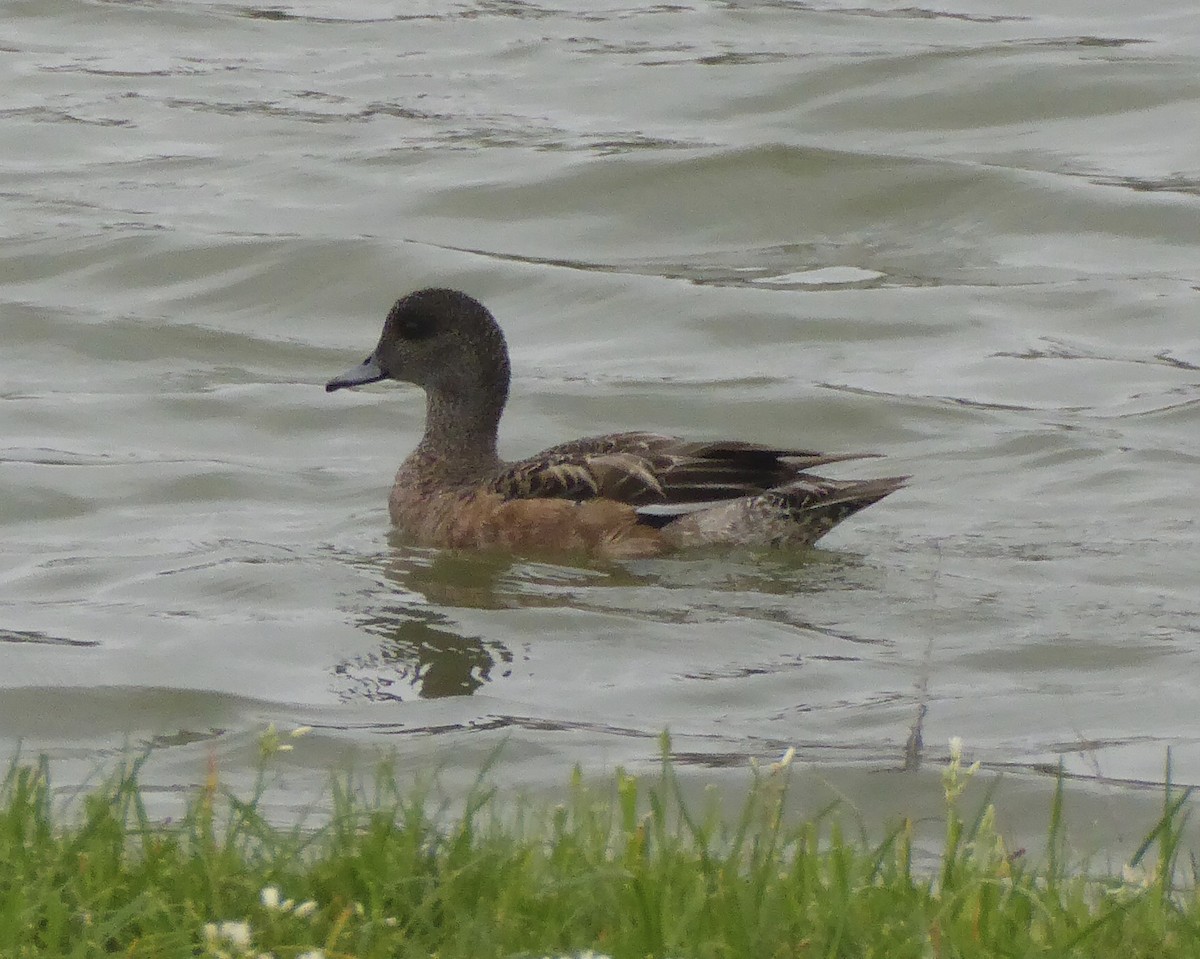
[491,452,664,503]
[490,432,878,507]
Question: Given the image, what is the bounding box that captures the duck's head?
[325,288,511,404]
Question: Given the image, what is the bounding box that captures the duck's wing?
[491,431,876,507]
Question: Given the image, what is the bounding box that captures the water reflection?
[335,609,511,702]
[334,537,892,706]
[336,546,641,702]
[334,550,515,701]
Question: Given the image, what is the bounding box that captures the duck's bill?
[325,356,387,392]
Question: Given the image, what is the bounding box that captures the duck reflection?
[386,546,527,611]
[335,609,511,701]
[334,549,519,702]
[334,540,875,703]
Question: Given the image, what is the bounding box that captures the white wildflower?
[260,886,281,911]
[540,953,614,959]
[291,725,313,738]
[219,921,252,950]
[203,919,254,956]
[293,900,318,919]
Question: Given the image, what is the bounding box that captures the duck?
[326,288,906,559]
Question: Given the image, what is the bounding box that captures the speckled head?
[325,289,511,409]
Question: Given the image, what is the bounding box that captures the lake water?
[3,0,1199,855]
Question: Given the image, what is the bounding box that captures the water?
[3,0,1200,853]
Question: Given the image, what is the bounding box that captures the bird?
[325,288,905,559]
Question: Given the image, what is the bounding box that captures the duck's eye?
[387,304,438,341]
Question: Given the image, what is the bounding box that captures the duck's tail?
[658,474,907,550]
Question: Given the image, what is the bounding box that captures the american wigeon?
[326,289,906,559]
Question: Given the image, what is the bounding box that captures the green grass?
[1,731,1198,958]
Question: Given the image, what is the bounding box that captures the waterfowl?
[326,288,905,559]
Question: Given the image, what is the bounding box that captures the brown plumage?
[326,288,906,559]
